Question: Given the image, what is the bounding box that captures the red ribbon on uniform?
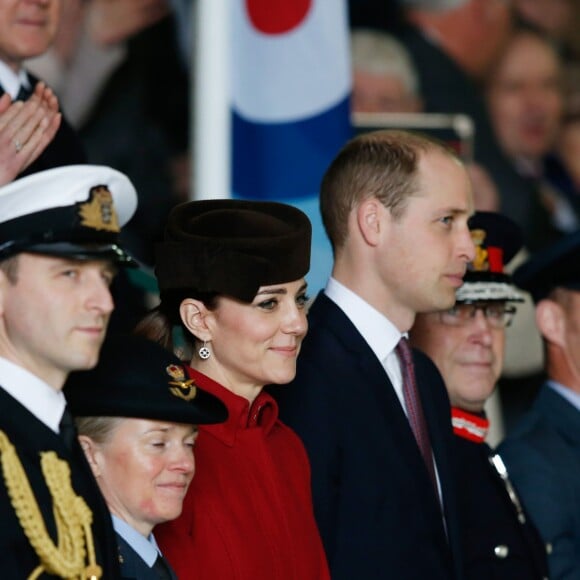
[451,407,489,443]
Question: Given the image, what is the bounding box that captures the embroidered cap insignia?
[166,364,197,401]
[77,185,120,232]
[470,228,489,272]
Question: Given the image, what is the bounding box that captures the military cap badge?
[166,364,197,401]
[78,185,120,232]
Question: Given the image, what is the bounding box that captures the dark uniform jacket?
[0,73,86,178]
[275,292,464,579]
[0,388,120,578]
[452,421,549,579]
[500,384,580,579]
[116,533,177,580]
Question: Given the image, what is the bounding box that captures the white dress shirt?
[0,356,65,433]
[0,60,31,99]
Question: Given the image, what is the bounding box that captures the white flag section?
[231,0,352,293]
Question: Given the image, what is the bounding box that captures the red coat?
[156,368,330,580]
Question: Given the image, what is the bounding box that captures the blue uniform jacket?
[499,384,580,579]
[116,533,177,580]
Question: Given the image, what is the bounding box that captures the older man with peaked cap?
[499,229,580,578]
[410,212,550,579]
[0,164,136,579]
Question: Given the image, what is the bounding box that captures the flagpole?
[191,0,231,200]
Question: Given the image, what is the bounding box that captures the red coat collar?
[186,366,279,446]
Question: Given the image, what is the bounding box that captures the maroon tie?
[396,337,438,492]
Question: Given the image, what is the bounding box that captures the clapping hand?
[0,82,61,185]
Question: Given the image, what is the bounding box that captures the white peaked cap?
[0,165,138,265]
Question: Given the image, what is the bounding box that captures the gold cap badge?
[78,185,120,232]
[166,364,197,401]
[470,228,489,272]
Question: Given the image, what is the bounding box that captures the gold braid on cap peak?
[0,430,102,579]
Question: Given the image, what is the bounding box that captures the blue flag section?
[231,0,352,293]
[232,100,352,202]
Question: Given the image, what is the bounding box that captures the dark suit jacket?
[275,292,463,579]
[499,384,580,579]
[116,533,177,580]
[0,72,86,177]
[0,388,120,578]
[453,435,549,579]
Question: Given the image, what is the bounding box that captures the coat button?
[494,545,509,559]
[546,542,553,555]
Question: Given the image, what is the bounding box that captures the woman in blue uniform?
[64,333,227,579]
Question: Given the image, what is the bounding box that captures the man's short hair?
[320,129,460,252]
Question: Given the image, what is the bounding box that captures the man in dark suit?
[275,129,475,579]
[0,164,138,578]
[410,211,550,579]
[499,230,580,579]
[0,0,86,176]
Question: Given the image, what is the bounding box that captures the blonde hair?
[74,416,122,445]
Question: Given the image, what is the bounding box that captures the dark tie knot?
[153,553,173,580]
[16,84,33,102]
[58,408,77,451]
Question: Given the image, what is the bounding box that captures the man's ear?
[356,198,385,247]
[180,298,213,342]
[536,299,566,347]
[78,435,103,479]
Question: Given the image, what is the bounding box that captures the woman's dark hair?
[134,289,219,355]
